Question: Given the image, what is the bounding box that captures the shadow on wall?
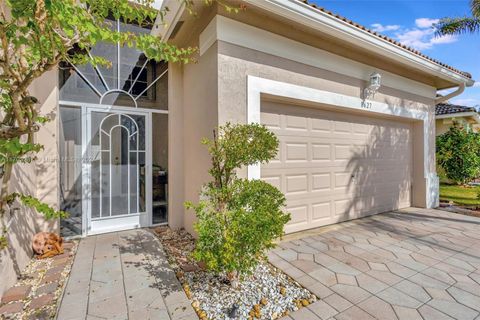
[340,115,413,223]
[339,94,430,222]
[0,161,57,295]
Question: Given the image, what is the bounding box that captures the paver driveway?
[270,208,480,320]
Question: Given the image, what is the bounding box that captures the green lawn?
[439,184,480,206]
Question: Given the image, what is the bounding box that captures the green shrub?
[436,122,480,185]
[186,123,290,281]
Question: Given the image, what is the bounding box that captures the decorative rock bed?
[0,241,77,320]
[153,227,316,320]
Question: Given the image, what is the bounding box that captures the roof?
[300,0,472,79]
[436,103,477,116]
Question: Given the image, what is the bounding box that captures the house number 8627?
[361,101,372,109]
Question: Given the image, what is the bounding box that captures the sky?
[310,0,480,108]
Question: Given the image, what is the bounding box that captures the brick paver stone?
[63,242,74,250]
[392,306,423,320]
[419,304,458,320]
[29,294,55,310]
[335,305,376,320]
[355,273,389,294]
[357,296,397,320]
[428,298,479,319]
[290,306,319,320]
[307,300,338,319]
[52,256,70,267]
[323,294,352,312]
[35,283,59,296]
[0,302,24,315]
[40,272,62,285]
[336,274,357,286]
[1,285,31,303]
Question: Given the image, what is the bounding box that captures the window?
[59,19,168,110]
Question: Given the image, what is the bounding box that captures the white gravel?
[183,263,315,319]
[153,227,316,320]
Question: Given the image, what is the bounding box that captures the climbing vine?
[0,0,243,248]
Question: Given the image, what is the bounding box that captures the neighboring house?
[436,102,480,135]
[1,0,475,295]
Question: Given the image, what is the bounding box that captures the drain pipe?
[435,83,466,105]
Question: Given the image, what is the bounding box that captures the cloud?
[430,34,457,45]
[473,82,480,88]
[450,98,480,107]
[415,18,439,29]
[371,23,401,33]
[393,18,457,50]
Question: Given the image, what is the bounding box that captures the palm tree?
[436,0,480,36]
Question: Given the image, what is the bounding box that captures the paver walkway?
[271,208,480,320]
[57,229,195,320]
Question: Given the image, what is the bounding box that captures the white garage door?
[261,101,413,234]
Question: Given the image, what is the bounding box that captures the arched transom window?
[59,18,168,109]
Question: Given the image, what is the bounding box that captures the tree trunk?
[227,270,239,288]
[0,163,13,214]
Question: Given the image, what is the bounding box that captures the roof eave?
[244,0,474,88]
[151,0,185,41]
[436,112,480,123]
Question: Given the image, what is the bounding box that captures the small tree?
[436,122,480,185]
[186,123,290,284]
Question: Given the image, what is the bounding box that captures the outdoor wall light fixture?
[363,72,381,100]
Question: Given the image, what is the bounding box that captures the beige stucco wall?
[181,43,219,235]
[0,69,59,297]
[217,41,435,163]
[435,117,477,136]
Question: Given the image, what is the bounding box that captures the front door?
[84,106,151,235]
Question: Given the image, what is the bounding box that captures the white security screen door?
[84,106,151,234]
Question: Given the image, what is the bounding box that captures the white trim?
[243,0,473,87]
[246,75,437,208]
[81,105,88,237]
[89,214,145,235]
[154,0,185,41]
[83,105,153,235]
[199,17,219,56]
[100,89,137,107]
[200,15,437,99]
[436,112,480,124]
[59,100,169,114]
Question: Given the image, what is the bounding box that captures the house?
[436,102,480,135]
[2,0,475,294]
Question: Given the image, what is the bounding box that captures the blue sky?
[310,0,480,107]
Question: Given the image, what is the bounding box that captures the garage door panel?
[311,118,332,133]
[333,121,353,134]
[287,205,309,224]
[312,143,331,161]
[262,111,282,129]
[333,172,351,189]
[312,173,331,191]
[285,174,309,195]
[285,143,308,162]
[285,114,309,130]
[261,175,282,190]
[312,201,332,221]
